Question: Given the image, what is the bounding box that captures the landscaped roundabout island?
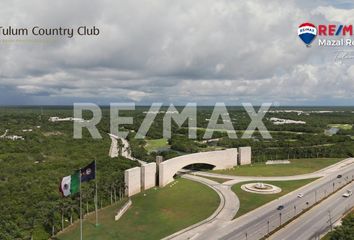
[241,182,281,194]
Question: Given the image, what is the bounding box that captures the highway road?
[199,165,354,240]
[269,182,354,240]
[165,158,354,240]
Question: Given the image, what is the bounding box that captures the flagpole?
[79,168,83,240]
[95,159,98,227]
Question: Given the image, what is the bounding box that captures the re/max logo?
[318,24,353,36]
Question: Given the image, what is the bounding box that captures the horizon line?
[1,104,354,108]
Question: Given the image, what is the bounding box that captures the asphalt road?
[270,182,354,240]
[163,175,239,240]
[200,165,354,240]
[163,158,354,240]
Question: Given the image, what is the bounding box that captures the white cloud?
[0,0,353,105]
[313,6,354,22]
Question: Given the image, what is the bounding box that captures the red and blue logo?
[298,23,317,47]
[298,23,354,47]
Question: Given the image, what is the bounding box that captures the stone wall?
[115,199,132,221]
[124,147,252,196]
[124,167,141,197]
[238,146,251,165]
[141,162,157,190]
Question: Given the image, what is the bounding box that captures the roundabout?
[241,182,281,194]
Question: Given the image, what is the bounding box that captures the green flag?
[60,171,80,197]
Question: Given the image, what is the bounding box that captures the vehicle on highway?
[342,190,352,198]
[297,193,304,198]
[277,205,284,210]
[337,174,342,178]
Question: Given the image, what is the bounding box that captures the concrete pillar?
[141,162,157,190]
[238,146,252,165]
[124,167,141,197]
[156,155,163,165]
[159,161,169,187]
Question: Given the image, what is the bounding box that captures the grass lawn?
[232,179,317,218]
[328,124,352,130]
[57,178,219,240]
[212,158,342,177]
[144,138,170,152]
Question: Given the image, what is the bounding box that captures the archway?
[159,149,238,186]
[173,163,216,178]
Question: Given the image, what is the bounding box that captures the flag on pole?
[59,171,80,197]
[80,161,96,182]
[58,161,96,240]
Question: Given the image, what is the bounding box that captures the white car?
[297,193,304,198]
[342,190,352,198]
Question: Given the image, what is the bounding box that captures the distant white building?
[270,117,306,125]
[200,138,220,144]
[49,117,84,122]
[268,109,341,116]
[49,117,60,122]
[268,110,305,115]
[22,129,33,132]
[310,111,334,113]
[166,110,179,114]
[0,130,24,141]
[6,135,24,141]
[143,111,165,114]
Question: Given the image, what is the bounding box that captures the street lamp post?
[328,210,333,231]
[279,212,282,226]
[267,220,270,234]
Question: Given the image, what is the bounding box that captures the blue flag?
[80,161,96,182]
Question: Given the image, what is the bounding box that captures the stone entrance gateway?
[159,148,238,187]
[124,147,252,196]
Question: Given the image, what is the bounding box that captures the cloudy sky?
[1,0,354,106]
